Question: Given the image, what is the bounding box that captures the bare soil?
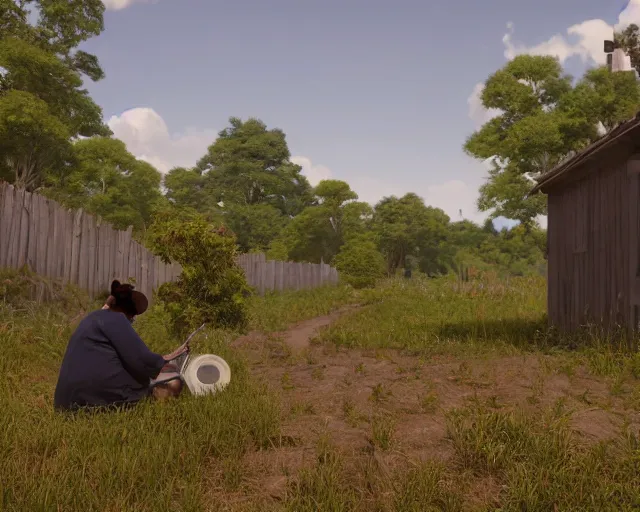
[225,307,640,508]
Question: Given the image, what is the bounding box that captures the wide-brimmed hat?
[110,280,149,316]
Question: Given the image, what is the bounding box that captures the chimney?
[605,39,633,72]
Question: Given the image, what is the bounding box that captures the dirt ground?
[224,307,640,507]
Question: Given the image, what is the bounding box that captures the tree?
[0,38,108,137]
[372,193,450,275]
[0,90,71,190]
[464,55,636,226]
[225,203,288,253]
[47,137,162,230]
[563,66,640,133]
[334,235,386,289]
[0,37,109,190]
[477,224,546,276]
[279,180,371,263]
[163,167,208,212]
[196,117,312,214]
[1,0,106,81]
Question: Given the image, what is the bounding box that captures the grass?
[447,405,640,510]
[320,275,547,356]
[246,285,360,332]
[3,269,640,510]
[0,293,280,511]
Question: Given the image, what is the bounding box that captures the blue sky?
[81,0,635,228]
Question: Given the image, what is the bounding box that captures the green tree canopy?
[464,55,640,225]
[277,180,371,264]
[0,89,71,189]
[47,137,162,230]
[372,193,450,275]
[196,117,313,216]
[1,0,106,80]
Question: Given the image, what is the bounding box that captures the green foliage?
[1,0,106,80]
[0,37,108,137]
[147,210,250,336]
[266,238,290,261]
[280,179,371,264]
[46,137,162,230]
[225,203,288,253]
[334,236,386,288]
[163,166,208,212]
[196,116,313,216]
[0,34,108,191]
[0,89,71,190]
[372,193,450,274]
[464,54,640,225]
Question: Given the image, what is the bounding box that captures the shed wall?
[547,160,631,331]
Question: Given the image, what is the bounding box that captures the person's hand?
[163,343,190,362]
[102,295,115,310]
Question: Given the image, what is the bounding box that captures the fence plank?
[0,184,339,300]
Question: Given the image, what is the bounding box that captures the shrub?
[148,209,250,337]
[334,237,386,289]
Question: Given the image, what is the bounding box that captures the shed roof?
[529,113,640,195]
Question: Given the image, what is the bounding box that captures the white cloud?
[468,1,640,127]
[503,19,612,65]
[290,156,333,186]
[502,1,640,67]
[102,0,157,11]
[107,107,217,173]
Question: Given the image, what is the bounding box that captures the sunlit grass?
[0,299,280,511]
[246,285,360,332]
[3,268,640,510]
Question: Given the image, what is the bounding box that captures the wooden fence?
[0,182,181,302]
[0,182,339,300]
[236,253,339,294]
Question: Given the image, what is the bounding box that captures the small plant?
[311,367,325,380]
[291,401,316,416]
[370,412,395,451]
[147,209,250,337]
[334,236,386,289]
[369,383,391,403]
[420,390,439,413]
[281,372,295,390]
[342,398,361,427]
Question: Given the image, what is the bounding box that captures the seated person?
[54,280,188,411]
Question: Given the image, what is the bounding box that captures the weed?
[281,372,295,390]
[370,412,395,451]
[420,390,439,413]
[369,383,391,403]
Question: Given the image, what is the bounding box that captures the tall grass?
[0,299,280,511]
[246,285,360,332]
[3,269,640,510]
[447,405,640,510]
[321,275,547,355]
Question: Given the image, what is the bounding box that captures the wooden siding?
[547,158,631,331]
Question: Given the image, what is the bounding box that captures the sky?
[80,0,639,229]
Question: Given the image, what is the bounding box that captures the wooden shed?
[529,113,640,333]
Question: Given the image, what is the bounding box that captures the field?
[2,273,640,511]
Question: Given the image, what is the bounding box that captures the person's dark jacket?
[54,309,165,411]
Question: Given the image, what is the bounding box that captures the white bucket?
[182,354,231,396]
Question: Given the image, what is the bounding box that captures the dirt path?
[224,306,640,507]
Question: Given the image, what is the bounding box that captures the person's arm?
[99,312,166,380]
